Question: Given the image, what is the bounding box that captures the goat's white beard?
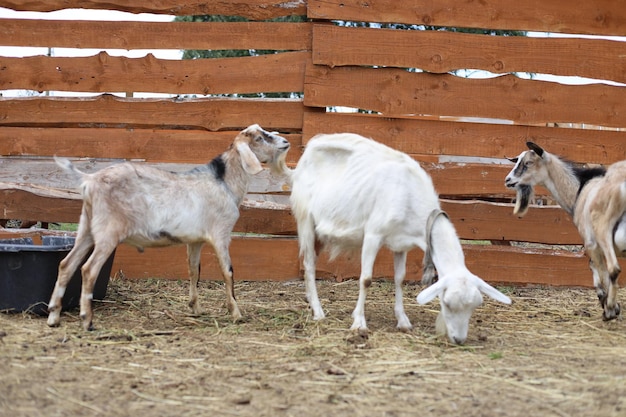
[269,151,290,175]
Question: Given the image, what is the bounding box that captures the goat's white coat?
[47,124,290,330]
[288,133,511,344]
[505,142,626,320]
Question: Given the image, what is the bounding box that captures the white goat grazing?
[286,133,511,344]
[505,141,626,320]
[47,124,290,330]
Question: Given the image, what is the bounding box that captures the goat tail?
[54,156,86,177]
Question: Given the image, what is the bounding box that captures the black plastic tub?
[0,236,114,315]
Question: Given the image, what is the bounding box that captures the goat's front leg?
[350,236,382,335]
[393,251,412,332]
[187,243,204,315]
[212,241,242,321]
[604,253,621,321]
[47,232,94,327]
[587,242,610,306]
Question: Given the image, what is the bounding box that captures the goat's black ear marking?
[506,157,518,163]
[526,141,544,158]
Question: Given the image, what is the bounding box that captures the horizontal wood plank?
[0,159,583,245]
[308,0,626,36]
[313,25,626,84]
[303,112,626,165]
[0,127,303,164]
[304,65,626,128]
[0,51,307,95]
[0,95,306,132]
[0,0,307,19]
[0,228,592,286]
[108,238,597,287]
[313,243,593,287]
[1,19,311,51]
[0,189,582,244]
[0,157,516,201]
[0,189,296,234]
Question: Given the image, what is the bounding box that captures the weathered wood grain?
[305,65,626,128]
[312,243,593,287]
[0,0,307,18]
[308,0,626,36]
[0,95,306,132]
[302,112,626,165]
[0,127,303,164]
[0,189,296,234]
[0,51,307,95]
[0,158,582,245]
[312,25,626,84]
[1,19,311,51]
[0,228,594,286]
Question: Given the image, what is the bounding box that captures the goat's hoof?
[349,324,369,338]
[311,308,325,321]
[46,314,61,327]
[602,304,621,321]
[397,324,413,333]
[80,317,94,331]
[230,309,243,322]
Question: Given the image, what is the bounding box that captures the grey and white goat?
[47,124,290,330]
[505,141,626,320]
[284,133,511,344]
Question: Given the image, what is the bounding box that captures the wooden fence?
[1,0,625,287]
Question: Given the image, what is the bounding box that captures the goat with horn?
[505,141,626,321]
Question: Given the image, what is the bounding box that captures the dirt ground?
[1,277,625,417]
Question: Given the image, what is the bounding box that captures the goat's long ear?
[526,141,544,158]
[236,142,263,175]
[477,278,512,305]
[416,280,446,304]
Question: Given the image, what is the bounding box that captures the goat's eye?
[255,136,264,142]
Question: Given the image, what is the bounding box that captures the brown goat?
[47,124,290,330]
[505,142,626,320]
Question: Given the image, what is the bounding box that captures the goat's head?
[504,141,549,217]
[235,124,290,175]
[417,273,511,345]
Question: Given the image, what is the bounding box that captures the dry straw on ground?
[1,277,625,417]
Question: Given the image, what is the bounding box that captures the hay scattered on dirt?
[1,277,625,417]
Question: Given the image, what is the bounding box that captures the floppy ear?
[526,141,544,158]
[416,280,446,304]
[477,279,512,304]
[236,142,263,175]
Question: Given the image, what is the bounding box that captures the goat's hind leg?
[350,235,382,335]
[596,231,622,320]
[212,241,242,321]
[299,218,324,320]
[79,240,117,331]
[47,232,94,327]
[603,250,621,321]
